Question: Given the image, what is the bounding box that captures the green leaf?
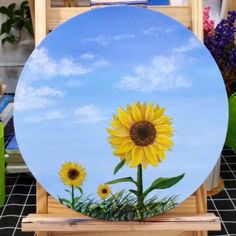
[1,20,12,34]
[76,186,83,194]
[20,1,29,9]
[1,35,18,45]
[59,198,72,207]
[7,3,16,18]
[142,173,185,199]
[24,19,33,35]
[129,189,138,196]
[0,6,8,15]
[151,174,185,189]
[12,17,23,29]
[225,93,236,148]
[114,159,125,175]
[15,9,22,16]
[105,177,137,186]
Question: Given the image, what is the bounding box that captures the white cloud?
[15,85,63,111]
[28,47,110,80]
[24,110,65,123]
[174,36,201,53]
[80,53,96,60]
[117,54,191,92]
[143,26,177,36]
[85,34,135,46]
[117,36,201,92]
[28,47,89,78]
[74,105,107,123]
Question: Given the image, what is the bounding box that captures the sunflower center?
[67,169,79,180]
[102,188,108,194]
[130,121,156,146]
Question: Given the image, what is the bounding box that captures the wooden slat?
[35,0,47,45]
[47,6,191,31]
[147,6,191,28]
[22,213,220,232]
[36,183,49,236]
[190,0,203,41]
[50,232,193,236]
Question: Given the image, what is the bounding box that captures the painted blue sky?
[14,6,228,208]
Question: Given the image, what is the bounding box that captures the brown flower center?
[102,188,108,194]
[130,121,156,146]
[68,169,79,180]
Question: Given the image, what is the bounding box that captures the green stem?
[137,164,144,220]
[71,185,75,210]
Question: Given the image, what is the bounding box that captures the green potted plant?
[0,1,33,45]
[0,0,34,93]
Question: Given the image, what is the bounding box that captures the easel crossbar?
[22,213,221,232]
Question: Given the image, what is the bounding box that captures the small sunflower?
[97,184,111,200]
[107,102,173,168]
[59,162,86,187]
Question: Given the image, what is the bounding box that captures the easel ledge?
[22,213,220,232]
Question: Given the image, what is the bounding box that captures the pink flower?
[203,7,215,36]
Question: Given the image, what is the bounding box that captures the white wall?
[0,0,34,93]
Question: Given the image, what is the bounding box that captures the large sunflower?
[97,184,111,200]
[59,162,86,187]
[107,102,173,168]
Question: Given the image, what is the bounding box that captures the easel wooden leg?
[36,182,49,236]
[195,184,208,236]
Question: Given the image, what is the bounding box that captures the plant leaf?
[1,20,12,34]
[24,19,33,35]
[113,159,125,175]
[129,189,138,196]
[0,6,8,15]
[7,3,16,18]
[1,35,18,45]
[142,173,185,199]
[151,174,185,189]
[105,177,137,185]
[59,198,72,207]
[76,186,83,194]
[20,1,29,9]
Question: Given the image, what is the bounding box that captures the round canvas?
[14,6,228,221]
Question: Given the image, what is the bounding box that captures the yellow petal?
[130,146,143,167]
[132,103,142,121]
[157,135,173,146]
[113,140,134,155]
[153,116,171,125]
[145,103,155,121]
[153,145,166,161]
[144,145,158,167]
[126,104,133,117]
[141,157,149,169]
[140,103,146,119]
[108,136,129,145]
[156,125,173,135]
[107,128,129,137]
[118,108,133,128]
[154,108,165,119]
[110,119,127,129]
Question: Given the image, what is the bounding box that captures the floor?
[0,148,235,236]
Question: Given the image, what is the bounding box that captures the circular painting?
[14,6,228,220]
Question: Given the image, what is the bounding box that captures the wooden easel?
[22,1,220,235]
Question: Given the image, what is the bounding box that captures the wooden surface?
[47,6,192,30]
[22,213,220,232]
